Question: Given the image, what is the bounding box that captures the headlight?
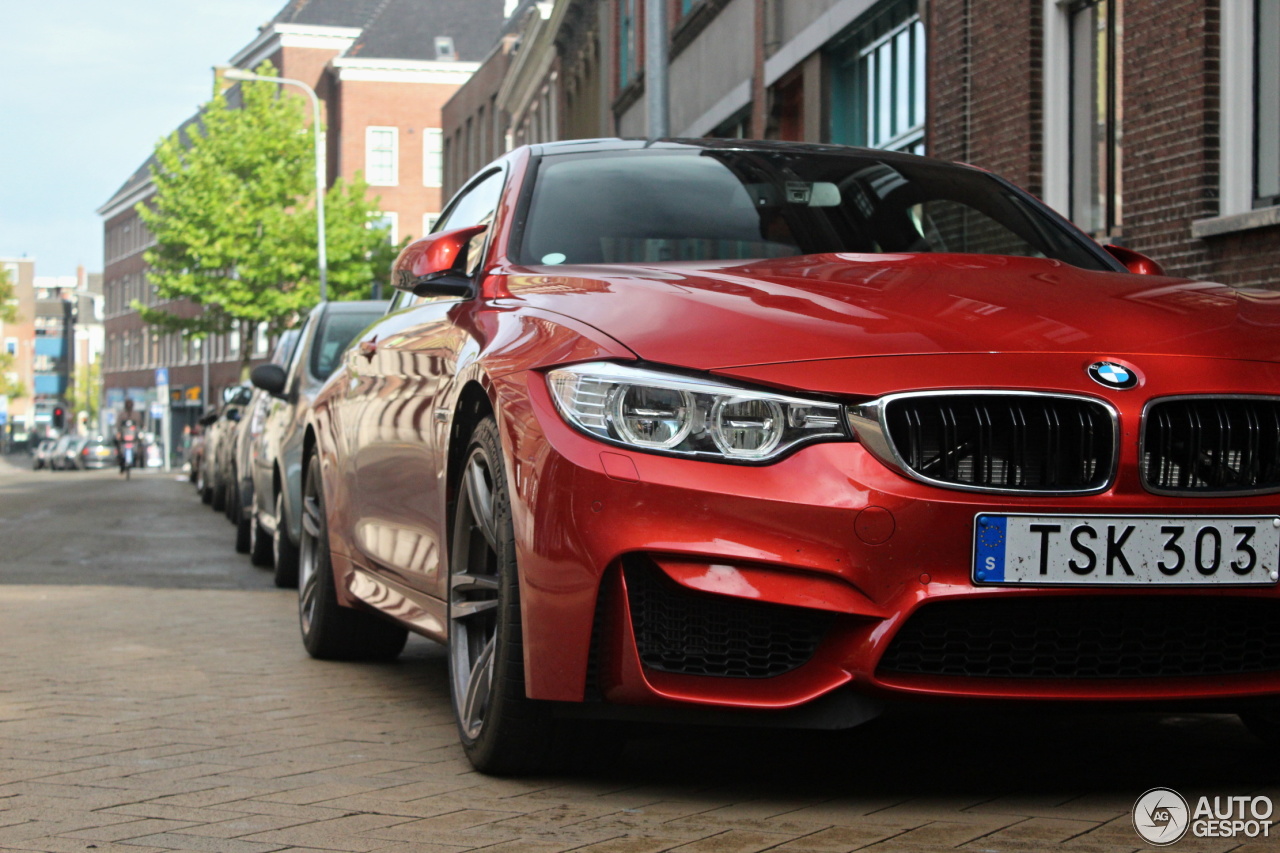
[546,362,850,462]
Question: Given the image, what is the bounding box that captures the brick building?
[98,0,505,453]
[0,259,102,444]
[443,0,1278,289]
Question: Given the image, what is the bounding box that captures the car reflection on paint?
[295,138,1280,774]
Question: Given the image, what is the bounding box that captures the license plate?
[974,514,1280,586]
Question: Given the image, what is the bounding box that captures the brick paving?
[1,459,1278,851]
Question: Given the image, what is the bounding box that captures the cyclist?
[115,400,142,476]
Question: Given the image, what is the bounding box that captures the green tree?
[136,61,399,349]
[0,265,24,401]
[68,360,100,425]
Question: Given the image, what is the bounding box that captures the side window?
[393,169,506,309]
[435,169,505,275]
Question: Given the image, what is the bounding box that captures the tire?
[272,489,301,588]
[234,485,252,554]
[211,481,226,512]
[224,478,239,524]
[249,508,273,567]
[199,464,213,503]
[1239,708,1280,747]
[448,418,565,775]
[298,453,407,661]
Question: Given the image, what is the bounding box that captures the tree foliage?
[136,62,400,340]
[68,360,101,425]
[0,265,24,401]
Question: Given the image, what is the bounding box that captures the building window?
[618,0,639,89]
[1257,0,1279,207]
[366,127,399,186]
[1069,0,1121,237]
[424,212,441,235]
[424,128,444,187]
[435,36,457,61]
[828,0,925,154]
[254,322,269,357]
[4,338,15,356]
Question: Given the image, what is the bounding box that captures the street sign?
[150,402,165,420]
[155,367,169,387]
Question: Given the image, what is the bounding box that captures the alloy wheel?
[449,445,503,741]
[298,474,323,637]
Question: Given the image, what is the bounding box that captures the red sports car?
[301,138,1280,774]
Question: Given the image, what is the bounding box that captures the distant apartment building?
[98,0,505,446]
[0,259,102,442]
[443,0,1279,289]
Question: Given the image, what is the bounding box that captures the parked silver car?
[198,385,252,508]
[249,300,386,586]
[228,330,301,553]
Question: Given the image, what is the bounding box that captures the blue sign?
[155,367,169,387]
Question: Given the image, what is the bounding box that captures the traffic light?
[52,406,64,429]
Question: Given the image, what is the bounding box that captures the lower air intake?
[623,558,831,678]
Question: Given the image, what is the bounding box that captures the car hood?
[503,253,1280,371]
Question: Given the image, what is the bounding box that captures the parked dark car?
[249,300,385,585]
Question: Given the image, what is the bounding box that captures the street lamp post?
[222,68,329,302]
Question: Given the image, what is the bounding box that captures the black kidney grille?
[879,596,1280,679]
[623,559,832,679]
[1143,398,1280,494]
[882,395,1113,492]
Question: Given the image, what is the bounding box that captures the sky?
[0,0,289,277]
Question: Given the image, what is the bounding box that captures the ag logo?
[1133,787,1190,846]
[1088,360,1139,389]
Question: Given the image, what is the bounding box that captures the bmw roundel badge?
[1087,361,1138,389]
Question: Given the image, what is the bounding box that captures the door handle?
[359,336,378,361]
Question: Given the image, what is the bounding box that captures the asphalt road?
[1,453,1279,852]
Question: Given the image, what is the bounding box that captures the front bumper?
[492,369,1280,714]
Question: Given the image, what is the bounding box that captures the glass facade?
[1069,0,1122,237]
[1257,0,1279,206]
[827,0,925,154]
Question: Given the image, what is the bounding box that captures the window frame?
[365,126,400,187]
[423,127,444,188]
[1255,0,1279,207]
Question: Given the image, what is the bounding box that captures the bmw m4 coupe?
[300,138,1280,773]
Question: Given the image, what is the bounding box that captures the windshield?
[518,148,1110,270]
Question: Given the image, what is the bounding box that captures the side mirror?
[1105,244,1165,276]
[227,408,242,423]
[198,411,219,427]
[250,363,288,398]
[391,224,489,299]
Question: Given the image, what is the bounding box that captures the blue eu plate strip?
[974,515,1007,583]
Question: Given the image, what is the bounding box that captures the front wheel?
[1240,708,1280,747]
[297,454,407,661]
[448,418,565,775]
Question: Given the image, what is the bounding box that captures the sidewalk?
[1,472,1277,852]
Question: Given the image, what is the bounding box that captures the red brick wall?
[1121,0,1220,276]
[929,0,1280,286]
[1120,0,1280,286]
[928,0,1042,195]
[335,78,463,242]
